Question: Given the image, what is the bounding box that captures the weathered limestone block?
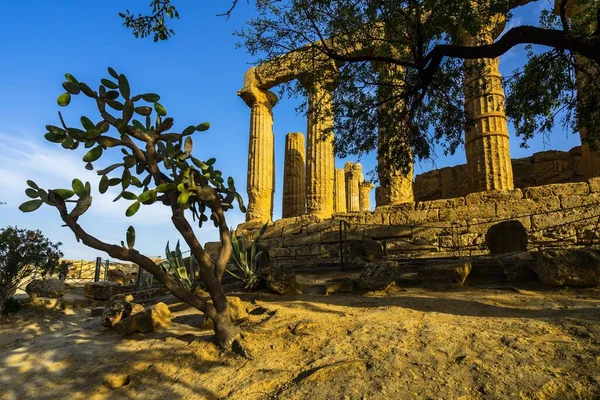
[238,85,278,223]
[345,162,362,212]
[447,203,496,221]
[263,262,298,294]
[344,239,384,261]
[359,181,374,212]
[334,168,347,213]
[145,302,172,330]
[589,177,600,193]
[282,132,306,218]
[495,197,561,219]
[416,197,465,210]
[523,185,554,199]
[363,225,411,239]
[303,71,336,218]
[440,165,470,199]
[465,189,523,206]
[407,209,440,225]
[414,170,442,201]
[536,249,600,287]
[26,279,67,299]
[417,259,472,287]
[84,281,121,300]
[358,261,400,291]
[464,29,514,193]
[547,182,590,196]
[559,193,600,209]
[283,232,322,247]
[324,278,354,295]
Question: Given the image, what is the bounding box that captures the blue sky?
[0,0,579,261]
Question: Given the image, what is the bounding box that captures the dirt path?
[1,285,599,399]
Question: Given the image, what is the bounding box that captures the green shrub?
[227,223,268,291]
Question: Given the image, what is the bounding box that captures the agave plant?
[227,222,268,291]
[158,241,194,290]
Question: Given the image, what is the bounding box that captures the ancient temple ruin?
[235,6,600,272]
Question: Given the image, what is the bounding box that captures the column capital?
[298,63,338,90]
[237,85,278,109]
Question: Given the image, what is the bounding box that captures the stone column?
[238,85,278,222]
[345,162,361,212]
[282,132,306,218]
[359,182,374,212]
[302,70,337,218]
[372,61,414,206]
[464,32,514,193]
[334,168,347,213]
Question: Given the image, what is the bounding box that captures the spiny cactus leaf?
[79,83,96,98]
[53,189,75,199]
[84,129,102,140]
[25,188,38,198]
[126,226,135,249]
[206,157,216,166]
[57,92,71,107]
[228,177,235,188]
[138,189,156,204]
[184,137,193,153]
[182,125,195,136]
[84,181,91,196]
[108,178,121,186]
[61,137,76,149]
[134,106,152,116]
[154,102,167,116]
[44,132,63,143]
[62,82,80,95]
[98,121,110,133]
[85,162,94,170]
[177,191,189,205]
[97,137,121,148]
[99,175,109,194]
[156,183,175,192]
[132,94,142,102]
[46,125,66,135]
[101,79,118,90]
[118,74,130,99]
[108,67,119,79]
[106,100,124,111]
[26,180,39,189]
[104,90,119,100]
[191,157,208,170]
[122,169,131,189]
[132,119,145,131]
[125,201,140,217]
[142,93,160,102]
[195,122,210,131]
[123,156,136,168]
[72,179,86,197]
[80,116,95,131]
[65,73,78,84]
[145,115,151,130]
[123,100,134,122]
[121,191,137,201]
[19,199,43,212]
[115,119,127,134]
[82,146,103,162]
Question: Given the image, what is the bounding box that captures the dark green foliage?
[0,227,63,314]
[119,0,180,42]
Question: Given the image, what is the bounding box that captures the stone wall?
[236,179,600,270]
[414,147,584,202]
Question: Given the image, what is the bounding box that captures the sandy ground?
[1,283,599,400]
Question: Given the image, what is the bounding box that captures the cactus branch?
[51,194,215,317]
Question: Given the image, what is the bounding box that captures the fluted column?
[334,168,347,213]
[345,162,362,212]
[372,61,414,206]
[302,70,337,218]
[238,85,278,222]
[464,31,514,193]
[282,132,306,218]
[359,182,374,212]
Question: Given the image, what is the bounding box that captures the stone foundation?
[235,179,600,270]
[414,147,584,202]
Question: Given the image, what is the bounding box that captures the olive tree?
[19,68,245,348]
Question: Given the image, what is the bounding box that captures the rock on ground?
[25,279,67,299]
[145,302,172,330]
[102,294,143,327]
[418,259,472,287]
[358,261,399,291]
[324,278,354,295]
[536,249,600,287]
[84,281,121,300]
[263,263,298,295]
